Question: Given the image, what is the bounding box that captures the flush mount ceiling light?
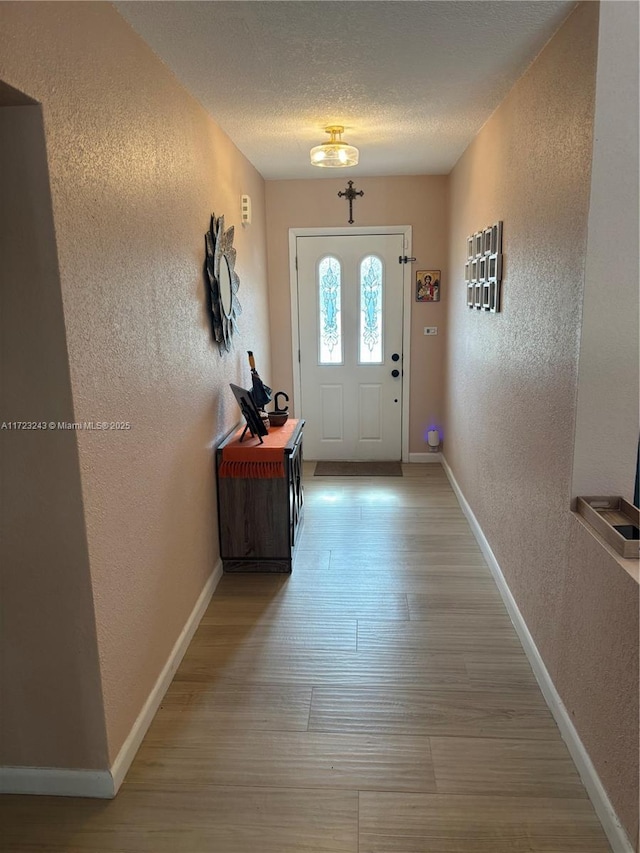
[310,125,359,168]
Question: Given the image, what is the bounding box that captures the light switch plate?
[424,326,438,335]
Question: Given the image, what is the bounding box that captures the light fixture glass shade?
[310,125,359,168]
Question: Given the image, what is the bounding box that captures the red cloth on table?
[218,418,299,478]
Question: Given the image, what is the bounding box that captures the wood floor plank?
[391,575,504,600]
[288,566,495,594]
[308,686,558,739]
[301,530,478,558]
[300,532,482,552]
[213,572,290,596]
[359,792,611,851]
[302,518,474,536]
[411,575,500,591]
[430,736,587,798]
[302,506,364,523]
[128,730,437,793]
[357,616,521,655]
[408,590,508,616]
[0,787,358,853]
[400,464,450,479]
[359,506,466,520]
[303,486,462,509]
[359,832,611,852]
[328,550,489,568]
[201,590,410,622]
[175,646,471,689]
[292,548,334,569]
[153,683,312,733]
[191,618,357,652]
[466,657,540,690]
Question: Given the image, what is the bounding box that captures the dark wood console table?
[216,418,304,572]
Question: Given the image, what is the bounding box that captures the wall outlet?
[241,194,252,225]
[423,326,438,335]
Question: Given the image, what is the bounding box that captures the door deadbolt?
[391,353,400,362]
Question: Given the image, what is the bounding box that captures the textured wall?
[446,2,638,843]
[572,0,639,499]
[0,106,107,769]
[265,176,448,454]
[561,516,639,842]
[0,2,270,765]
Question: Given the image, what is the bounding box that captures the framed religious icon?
[229,383,268,443]
[416,270,441,302]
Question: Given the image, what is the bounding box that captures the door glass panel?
[318,256,343,364]
[359,255,383,363]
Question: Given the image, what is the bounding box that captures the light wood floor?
[1,463,612,852]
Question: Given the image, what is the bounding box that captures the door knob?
[391,353,400,362]
[391,369,400,378]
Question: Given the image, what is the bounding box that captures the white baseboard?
[441,456,634,853]
[408,452,442,463]
[0,560,223,800]
[0,766,114,798]
[110,559,222,794]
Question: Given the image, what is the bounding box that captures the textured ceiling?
[116,1,575,180]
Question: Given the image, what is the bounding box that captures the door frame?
[288,225,413,463]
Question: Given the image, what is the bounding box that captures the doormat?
[314,461,403,477]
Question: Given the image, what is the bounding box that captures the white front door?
[296,233,405,460]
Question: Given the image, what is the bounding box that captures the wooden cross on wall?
[338,181,364,224]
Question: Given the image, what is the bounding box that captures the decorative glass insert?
[359,255,383,363]
[318,256,342,364]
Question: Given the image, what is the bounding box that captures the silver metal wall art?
[205,213,242,352]
[465,221,503,313]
